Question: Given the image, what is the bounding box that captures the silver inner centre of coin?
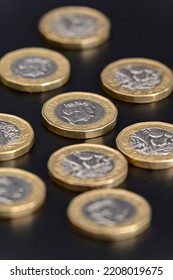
[55,99,105,125]
[52,14,98,38]
[114,65,162,90]
[62,151,114,179]
[83,198,136,226]
[130,127,173,155]
[0,176,31,205]
[11,56,57,79]
[0,121,20,146]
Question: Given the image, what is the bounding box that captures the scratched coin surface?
[0,47,70,92]
[116,121,173,169]
[0,168,46,218]
[38,6,111,49]
[48,144,128,192]
[67,189,151,241]
[42,92,118,139]
[101,58,173,103]
[0,114,34,161]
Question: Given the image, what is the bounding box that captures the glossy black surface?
[0,0,173,259]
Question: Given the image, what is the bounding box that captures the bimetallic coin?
[116,121,173,169]
[0,48,70,92]
[38,6,111,50]
[67,189,151,241]
[101,58,173,103]
[48,144,128,192]
[0,114,34,161]
[42,92,118,139]
[0,168,46,218]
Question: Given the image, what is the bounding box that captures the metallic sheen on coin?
[48,144,128,192]
[116,121,173,169]
[0,47,70,92]
[38,6,111,50]
[0,114,34,161]
[101,58,173,103]
[67,189,151,241]
[0,168,46,218]
[42,92,118,139]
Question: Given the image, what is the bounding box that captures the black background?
[0,0,173,260]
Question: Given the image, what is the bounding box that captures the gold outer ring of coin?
[101,58,173,103]
[0,47,70,92]
[0,168,46,219]
[0,113,34,161]
[42,91,118,139]
[116,121,173,169]
[67,189,152,241]
[38,6,111,50]
[48,143,128,192]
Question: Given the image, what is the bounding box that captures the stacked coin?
[0,168,46,219]
[42,91,118,139]
[0,47,70,92]
[38,6,111,50]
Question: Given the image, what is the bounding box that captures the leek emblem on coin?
[0,114,34,161]
[67,189,151,241]
[0,48,70,92]
[116,121,173,169]
[38,6,111,49]
[48,144,127,191]
[101,58,173,103]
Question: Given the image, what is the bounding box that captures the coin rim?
[0,168,46,218]
[67,189,152,241]
[38,6,111,50]
[48,143,128,192]
[116,121,173,169]
[42,92,118,139]
[101,58,173,103]
[0,47,70,92]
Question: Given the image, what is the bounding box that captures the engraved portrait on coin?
[11,56,57,79]
[0,121,20,146]
[52,14,97,38]
[0,176,31,204]
[62,151,114,179]
[130,128,173,155]
[83,198,136,226]
[55,100,105,125]
[114,65,162,90]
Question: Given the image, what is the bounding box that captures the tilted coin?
[48,144,128,192]
[116,121,173,169]
[38,6,111,50]
[101,58,173,103]
[0,114,34,161]
[0,47,70,92]
[42,91,118,139]
[67,189,151,241]
[0,168,46,218]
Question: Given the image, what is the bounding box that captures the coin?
[67,189,151,241]
[0,47,70,92]
[38,6,111,50]
[42,91,118,139]
[48,144,128,192]
[101,58,173,103]
[0,168,46,218]
[0,113,34,161]
[116,121,173,169]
